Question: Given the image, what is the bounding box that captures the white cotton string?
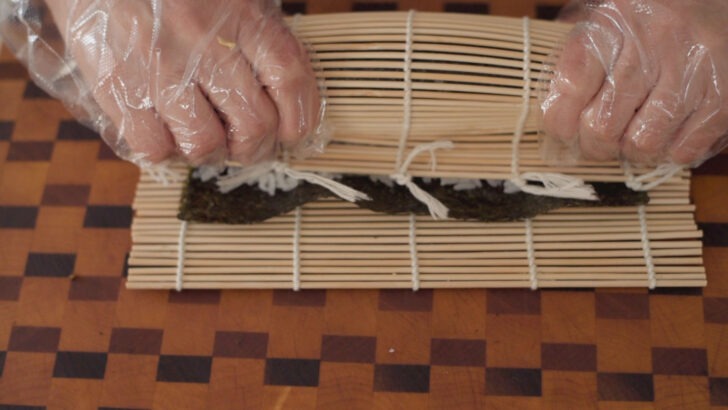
[408,213,420,292]
[175,220,188,292]
[279,164,371,202]
[398,141,453,173]
[394,9,416,170]
[510,16,533,176]
[292,207,302,291]
[524,218,538,290]
[391,141,454,220]
[623,162,684,192]
[510,17,597,202]
[637,205,657,289]
[216,162,370,202]
[387,10,453,219]
[392,173,450,219]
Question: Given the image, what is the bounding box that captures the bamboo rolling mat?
[128,11,703,290]
[127,166,706,290]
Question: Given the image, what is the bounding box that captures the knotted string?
[391,141,454,220]
[511,17,597,201]
[623,162,684,192]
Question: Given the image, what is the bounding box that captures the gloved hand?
[1,0,324,166]
[540,0,728,166]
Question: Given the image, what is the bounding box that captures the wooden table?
[0,1,727,408]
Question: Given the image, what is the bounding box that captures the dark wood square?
[264,358,320,387]
[597,373,654,402]
[321,335,377,364]
[373,364,430,393]
[41,185,90,207]
[7,142,53,161]
[487,289,541,315]
[0,121,15,140]
[651,347,708,376]
[485,368,542,397]
[541,343,597,372]
[68,277,121,301]
[24,253,75,277]
[351,2,398,11]
[109,328,164,356]
[0,206,38,228]
[0,276,23,300]
[213,331,269,359]
[444,2,490,14]
[156,355,213,384]
[8,326,61,353]
[83,206,132,228]
[52,351,108,379]
[711,377,728,406]
[378,289,433,312]
[430,338,486,367]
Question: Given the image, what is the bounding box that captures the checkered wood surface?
[1,1,727,408]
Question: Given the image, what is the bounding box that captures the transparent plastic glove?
[0,0,325,167]
[541,0,728,167]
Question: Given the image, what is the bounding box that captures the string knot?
[392,141,454,220]
[390,173,412,186]
[623,162,684,192]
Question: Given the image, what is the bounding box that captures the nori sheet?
[178,171,649,224]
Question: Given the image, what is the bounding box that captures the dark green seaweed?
[178,170,649,224]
